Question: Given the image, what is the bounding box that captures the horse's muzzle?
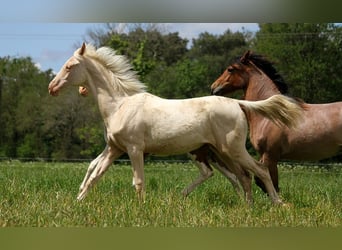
[211,86,223,95]
[48,82,58,96]
[48,79,66,96]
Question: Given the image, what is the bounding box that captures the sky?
[1,1,337,74]
[0,23,259,73]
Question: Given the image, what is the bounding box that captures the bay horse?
[211,50,342,193]
[48,43,303,205]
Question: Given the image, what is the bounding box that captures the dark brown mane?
[241,53,289,94]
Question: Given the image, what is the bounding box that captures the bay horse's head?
[211,50,288,96]
[48,43,88,96]
[211,50,255,96]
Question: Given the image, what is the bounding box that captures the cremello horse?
[48,43,303,205]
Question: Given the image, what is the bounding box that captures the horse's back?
[142,93,241,119]
[259,101,342,160]
[142,94,244,131]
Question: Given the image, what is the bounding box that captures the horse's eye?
[65,65,71,71]
[227,67,234,73]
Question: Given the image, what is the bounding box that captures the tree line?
[1,23,342,160]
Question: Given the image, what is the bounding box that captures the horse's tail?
[237,95,305,128]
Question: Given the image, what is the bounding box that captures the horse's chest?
[250,122,277,152]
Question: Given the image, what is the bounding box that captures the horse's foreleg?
[77,146,123,201]
[128,149,145,202]
[182,153,214,197]
[79,129,110,192]
[266,156,280,193]
[255,154,280,193]
[79,147,108,191]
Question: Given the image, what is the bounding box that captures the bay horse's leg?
[208,156,242,196]
[265,155,280,193]
[77,146,123,201]
[188,145,242,196]
[234,167,252,204]
[209,147,252,203]
[182,152,214,197]
[128,148,145,202]
[213,155,252,203]
[255,154,280,193]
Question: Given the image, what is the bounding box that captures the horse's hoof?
[181,191,189,198]
[280,202,293,208]
[76,191,86,201]
[272,201,292,208]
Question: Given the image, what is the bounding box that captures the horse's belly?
[282,142,341,161]
[144,137,206,156]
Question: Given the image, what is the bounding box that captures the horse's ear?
[79,43,86,55]
[240,50,251,64]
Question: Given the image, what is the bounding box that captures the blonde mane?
[77,44,147,96]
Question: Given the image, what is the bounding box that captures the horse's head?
[211,50,253,96]
[48,43,88,96]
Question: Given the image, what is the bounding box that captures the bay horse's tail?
[237,95,304,128]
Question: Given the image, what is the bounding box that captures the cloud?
[168,23,258,40]
[39,48,74,62]
[167,23,258,47]
[34,48,75,72]
[34,62,42,70]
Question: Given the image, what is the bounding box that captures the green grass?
[0,161,341,227]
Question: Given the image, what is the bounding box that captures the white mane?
[79,44,147,96]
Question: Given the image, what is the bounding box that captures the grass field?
[0,160,341,227]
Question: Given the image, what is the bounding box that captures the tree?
[85,24,188,83]
[184,29,249,97]
[0,56,105,160]
[253,23,342,103]
[0,56,53,157]
[146,58,208,99]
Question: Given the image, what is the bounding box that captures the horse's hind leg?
[237,151,283,205]
[128,148,149,202]
[207,154,242,196]
[77,146,123,201]
[182,152,214,197]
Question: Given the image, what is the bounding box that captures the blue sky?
[0,23,258,73]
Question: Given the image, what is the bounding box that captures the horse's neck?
[244,73,281,144]
[86,65,125,123]
[244,73,280,101]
